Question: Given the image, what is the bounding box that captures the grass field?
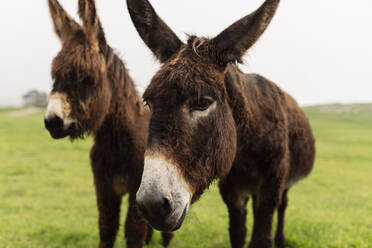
[0,104,371,248]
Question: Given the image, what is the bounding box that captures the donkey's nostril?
[161,197,172,216]
[44,115,64,131]
[150,196,173,219]
[137,194,173,220]
[44,115,70,139]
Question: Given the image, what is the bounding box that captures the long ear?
[78,0,106,49]
[48,0,81,42]
[212,0,280,65]
[127,0,184,63]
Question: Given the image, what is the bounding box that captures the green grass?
[0,107,22,114]
[0,105,371,248]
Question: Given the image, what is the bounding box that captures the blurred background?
[0,0,371,106]
[0,1,371,248]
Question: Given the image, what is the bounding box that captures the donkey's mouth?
[48,126,74,139]
[142,203,189,232]
[45,118,76,139]
[170,203,188,231]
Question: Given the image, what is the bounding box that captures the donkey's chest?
[106,160,132,196]
[112,175,129,196]
[91,141,143,197]
[91,153,132,196]
[229,158,263,194]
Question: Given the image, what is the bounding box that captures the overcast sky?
[0,0,371,106]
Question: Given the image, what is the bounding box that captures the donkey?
[127,0,316,247]
[44,0,173,247]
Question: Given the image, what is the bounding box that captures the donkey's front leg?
[249,184,283,248]
[94,176,122,248]
[124,193,148,248]
[161,232,175,247]
[219,180,249,248]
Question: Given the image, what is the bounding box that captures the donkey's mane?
[104,45,140,100]
[92,43,147,137]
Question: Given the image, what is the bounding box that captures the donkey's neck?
[224,64,287,140]
[224,65,275,133]
[94,46,146,143]
[224,65,256,128]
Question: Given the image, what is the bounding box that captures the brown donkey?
[44,0,173,247]
[127,0,315,247]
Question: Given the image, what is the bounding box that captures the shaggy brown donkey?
[127,0,315,247]
[44,0,173,247]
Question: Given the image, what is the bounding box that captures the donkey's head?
[128,0,279,231]
[45,0,111,139]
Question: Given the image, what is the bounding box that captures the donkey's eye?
[190,97,214,112]
[143,99,152,109]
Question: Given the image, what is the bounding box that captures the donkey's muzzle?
[136,193,174,229]
[136,156,191,231]
[44,115,73,139]
[136,193,189,232]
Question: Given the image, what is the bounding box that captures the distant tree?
[22,90,47,108]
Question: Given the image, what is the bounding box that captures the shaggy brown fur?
[45,0,173,247]
[127,0,315,247]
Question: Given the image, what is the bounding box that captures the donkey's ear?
[78,0,106,50]
[127,0,184,63]
[48,0,81,42]
[212,0,280,66]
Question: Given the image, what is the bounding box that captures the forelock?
[51,34,106,82]
[144,54,225,103]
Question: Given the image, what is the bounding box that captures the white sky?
[0,0,371,106]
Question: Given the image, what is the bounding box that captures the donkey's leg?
[248,184,283,248]
[145,224,174,247]
[125,193,148,248]
[145,224,153,244]
[219,180,249,248]
[161,232,175,247]
[275,189,288,248]
[94,176,122,248]
[145,225,174,246]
